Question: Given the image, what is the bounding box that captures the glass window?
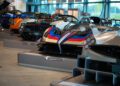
[110,0,120,1]
[38,6,41,12]
[34,5,38,12]
[74,0,84,3]
[31,5,35,12]
[56,3,63,8]
[87,3,102,17]
[68,9,80,18]
[53,0,56,3]
[40,5,48,13]
[48,0,56,3]
[55,9,65,14]
[49,4,56,14]
[48,0,52,3]
[110,3,120,19]
[27,5,32,12]
[56,0,61,3]
[68,0,74,3]
[74,4,83,11]
[61,0,68,3]
[41,0,47,4]
[88,0,102,2]
[35,0,40,3]
[28,0,33,2]
[61,3,68,10]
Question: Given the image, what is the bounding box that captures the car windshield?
[79,16,91,24]
[35,13,51,19]
[53,15,78,23]
[51,15,78,31]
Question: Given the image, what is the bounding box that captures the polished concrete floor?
[0,31,71,86]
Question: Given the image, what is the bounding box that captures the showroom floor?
[0,30,71,86]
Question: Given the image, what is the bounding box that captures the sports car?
[9,11,33,33]
[0,13,17,29]
[19,13,52,41]
[10,15,23,33]
[20,22,51,41]
[112,19,120,28]
[0,10,22,29]
[37,15,96,55]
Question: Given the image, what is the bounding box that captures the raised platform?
[1,30,77,72]
[50,75,112,86]
[18,52,77,72]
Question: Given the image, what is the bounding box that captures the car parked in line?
[19,13,52,41]
[37,15,120,55]
[37,15,96,55]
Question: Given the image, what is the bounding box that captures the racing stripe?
[58,31,77,44]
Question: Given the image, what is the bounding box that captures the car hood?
[95,31,118,44]
[51,20,74,30]
[43,24,94,46]
[22,19,37,23]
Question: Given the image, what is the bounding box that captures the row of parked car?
[0,10,120,56]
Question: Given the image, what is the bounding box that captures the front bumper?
[38,42,83,55]
[20,32,41,41]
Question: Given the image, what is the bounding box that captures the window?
[110,0,120,1]
[87,3,102,17]
[110,3,120,19]
[41,0,47,4]
[68,9,80,18]
[40,5,48,13]
[74,0,84,3]
[55,9,65,14]
[49,4,56,14]
[35,0,40,3]
[74,4,83,11]
[38,6,40,12]
[31,5,35,12]
[88,0,102,2]
[48,0,52,3]
[34,5,38,12]
[28,0,33,3]
[48,0,56,3]
[61,3,68,10]
[68,0,74,3]
[27,5,32,12]
[56,0,61,3]
[68,0,84,3]
[26,0,120,19]
[61,0,67,3]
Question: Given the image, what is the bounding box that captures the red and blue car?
[38,15,96,55]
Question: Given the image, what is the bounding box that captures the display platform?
[18,52,77,72]
[50,75,112,86]
[3,39,37,50]
[50,48,120,86]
